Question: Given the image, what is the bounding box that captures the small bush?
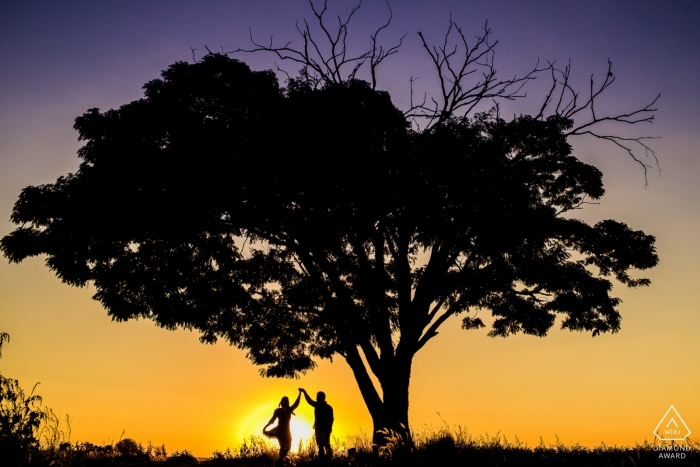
[168,449,199,464]
[114,437,151,461]
[0,375,46,464]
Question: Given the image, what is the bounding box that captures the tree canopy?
[1,17,659,440]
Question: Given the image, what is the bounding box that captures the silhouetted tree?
[1,4,659,444]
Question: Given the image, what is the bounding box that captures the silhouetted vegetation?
[0,333,44,464]
[0,375,46,464]
[1,1,660,444]
[11,427,698,466]
[1,366,694,466]
[0,332,9,358]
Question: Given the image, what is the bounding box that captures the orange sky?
[2,0,700,458]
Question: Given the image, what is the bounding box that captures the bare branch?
[405,20,544,129]
[274,62,291,82]
[536,59,660,183]
[229,0,402,88]
[554,194,601,217]
[369,2,405,90]
[535,61,559,119]
[573,131,660,185]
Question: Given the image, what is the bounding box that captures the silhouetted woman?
[263,390,301,465]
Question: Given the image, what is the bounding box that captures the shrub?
[168,449,198,465]
[0,375,46,464]
[115,437,149,460]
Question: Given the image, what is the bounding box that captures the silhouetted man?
[299,388,334,458]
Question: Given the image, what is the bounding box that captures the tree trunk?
[343,344,415,448]
[372,356,413,446]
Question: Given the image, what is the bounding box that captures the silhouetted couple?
[263,388,334,464]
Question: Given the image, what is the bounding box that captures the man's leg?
[315,430,332,458]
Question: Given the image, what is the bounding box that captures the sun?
[289,415,315,449]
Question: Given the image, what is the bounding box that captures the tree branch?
[537,60,660,184]
[230,0,401,88]
[343,343,384,414]
[406,20,543,129]
[349,234,395,359]
[415,306,457,352]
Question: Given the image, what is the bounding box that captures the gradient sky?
[1,0,700,457]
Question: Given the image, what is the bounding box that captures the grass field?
[23,417,700,466]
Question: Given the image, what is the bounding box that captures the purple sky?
[2,1,699,199]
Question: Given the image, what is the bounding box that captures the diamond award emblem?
[653,405,691,441]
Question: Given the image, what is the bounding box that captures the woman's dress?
[264,407,294,448]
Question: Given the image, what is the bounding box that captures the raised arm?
[300,388,317,407]
[291,391,302,411]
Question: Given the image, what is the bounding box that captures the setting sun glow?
[237,403,315,452]
[288,417,314,451]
